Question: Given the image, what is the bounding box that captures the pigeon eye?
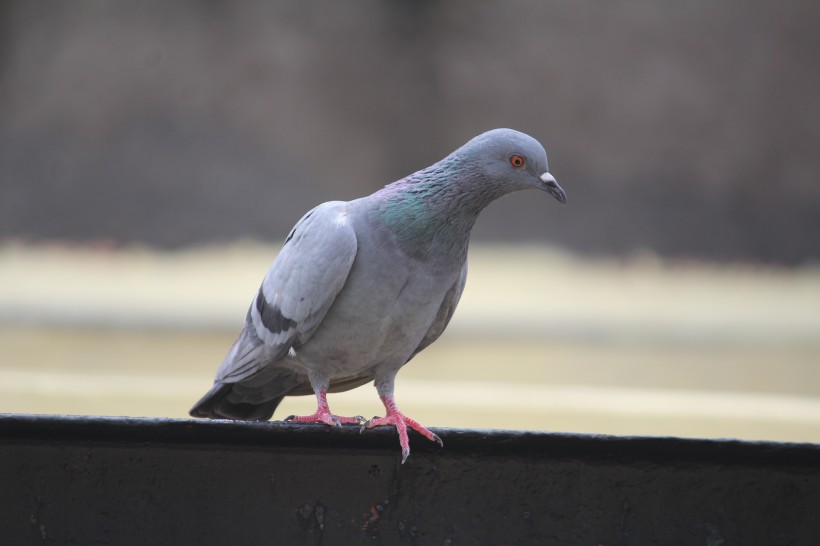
[510,155,526,168]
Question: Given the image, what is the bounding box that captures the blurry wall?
[1,0,818,263]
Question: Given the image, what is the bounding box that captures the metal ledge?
[1,414,819,544]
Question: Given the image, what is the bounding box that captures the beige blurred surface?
[1,243,819,442]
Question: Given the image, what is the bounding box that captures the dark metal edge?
[2,413,819,468]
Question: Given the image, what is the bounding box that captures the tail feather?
[189,382,284,421]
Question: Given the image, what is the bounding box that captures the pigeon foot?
[285,410,363,427]
[362,396,443,463]
[283,389,364,427]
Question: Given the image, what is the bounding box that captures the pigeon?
[190,128,566,463]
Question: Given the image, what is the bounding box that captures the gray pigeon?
[190,128,566,463]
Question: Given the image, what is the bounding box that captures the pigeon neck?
[375,159,502,254]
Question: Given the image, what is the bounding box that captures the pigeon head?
[455,128,566,204]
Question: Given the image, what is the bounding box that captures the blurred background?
[1,1,819,442]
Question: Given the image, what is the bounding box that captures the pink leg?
[284,390,363,427]
[362,395,443,463]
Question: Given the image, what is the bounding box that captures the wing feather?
[216,201,358,384]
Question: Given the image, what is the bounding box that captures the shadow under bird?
[190,128,567,463]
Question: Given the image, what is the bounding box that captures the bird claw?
[361,410,442,463]
[283,390,363,427]
[358,416,379,434]
[284,411,361,427]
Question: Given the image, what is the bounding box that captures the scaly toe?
[284,412,355,427]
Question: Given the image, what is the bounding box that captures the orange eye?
[510,154,525,168]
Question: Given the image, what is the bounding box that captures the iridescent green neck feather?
[374,155,505,256]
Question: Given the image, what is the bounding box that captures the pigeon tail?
[189,383,284,421]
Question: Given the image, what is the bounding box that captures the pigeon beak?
[539,172,567,204]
